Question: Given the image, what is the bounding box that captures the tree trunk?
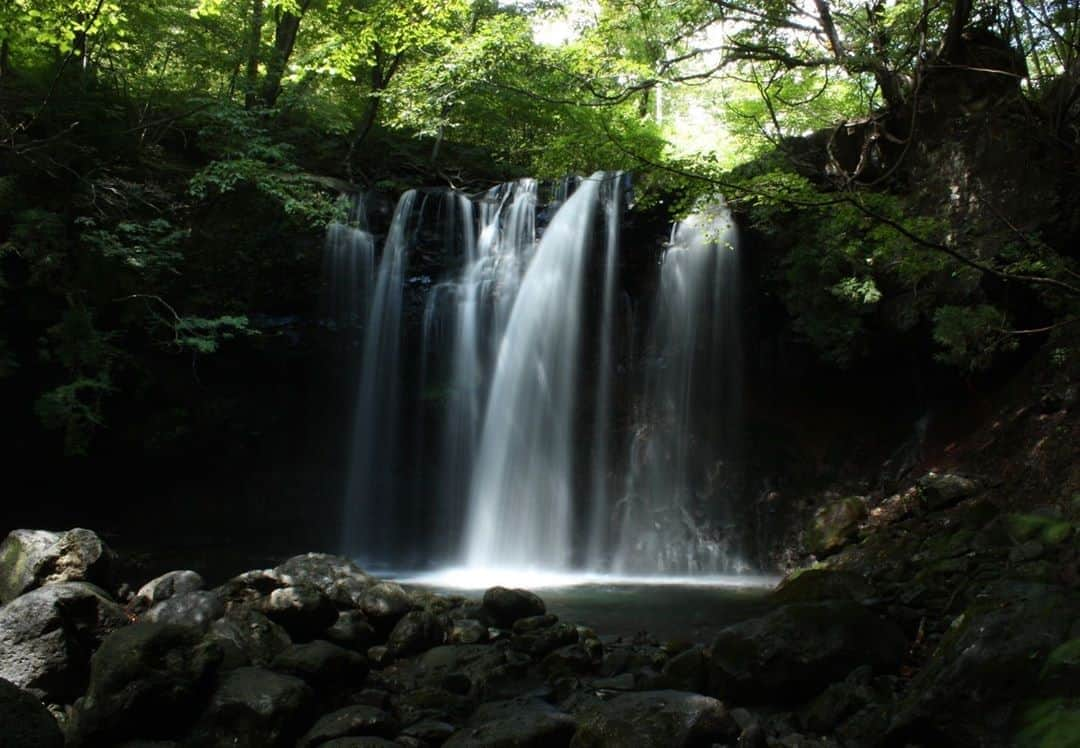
[0,38,10,79]
[260,1,312,108]
[940,0,973,62]
[345,49,403,181]
[245,0,264,110]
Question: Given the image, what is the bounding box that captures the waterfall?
[332,177,746,576]
[323,194,374,331]
[433,180,537,557]
[613,202,744,573]
[342,191,417,561]
[463,172,617,570]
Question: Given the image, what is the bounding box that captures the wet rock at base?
[358,582,415,633]
[708,601,907,703]
[0,581,128,702]
[445,697,575,748]
[297,704,399,747]
[772,569,876,605]
[571,689,737,747]
[0,677,64,748]
[260,586,338,640]
[387,610,446,657]
[805,498,867,557]
[481,586,546,628]
[133,571,205,614]
[270,640,369,702]
[0,529,117,604]
[65,623,222,747]
[326,611,378,652]
[207,608,292,670]
[144,590,225,631]
[188,666,314,748]
[917,472,978,510]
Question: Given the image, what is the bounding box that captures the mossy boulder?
[889,585,1080,746]
[772,569,876,604]
[805,498,867,557]
[917,472,978,510]
[66,623,223,747]
[708,601,906,703]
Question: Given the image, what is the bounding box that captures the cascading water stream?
[462,173,614,570]
[335,176,745,578]
[323,194,374,331]
[614,203,744,573]
[342,191,416,561]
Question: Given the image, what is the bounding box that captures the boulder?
[0,529,116,603]
[0,677,64,748]
[358,583,414,633]
[917,472,978,510]
[658,645,708,693]
[448,619,488,645]
[0,581,128,702]
[708,601,907,702]
[272,554,374,608]
[542,644,597,679]
[445,697,575,748]
[387,611,446,657]
[482,587,545,628]
[65,623,223,747]
[325,611,378,652]
[772,569,876,605]
[270,640,368,700]
[188,667,314,748]
[260,586,337,640]
[511,622,578,657]
[298,705,398,746]
[144,591,225,631]
[133,571,205,613]
[206,608,292,670]
[571,690,737,747]
[889,585,1080,746]
[805,498,867,557]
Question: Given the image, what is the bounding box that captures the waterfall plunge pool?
[393,567,781,642]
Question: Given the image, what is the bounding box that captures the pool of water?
[396,567,780,643]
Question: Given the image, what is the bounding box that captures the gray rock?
[189,666,314,748]
[1009,540,1045,563]
[207,608,292,670]
[402,719,455,742]
[448,619,488,645]
[0,677,63,748]
[0,529,116,603]
[144,591,225,631]
[542,644,596,679]
[708,601,907,702]
[445,697,574,747]
[805,498,867,557]
[482,587,545,628]
[270,640,368,698]
[298,704,398,746]
[387,611,446,657]
[65,623,222,747]
[272,554,374,608]
[591,672,636,691]
[367,645,392,668]
[326,610,378,652]
[511,622,578,657]
[133,571,205,613]
[659,645,707,693]
[513,614,559,634]
[889,585,1080,745]
[320,739,397,747]
[260,586,337,640]
[0,581,127,702]
[772,569,876,605]
[571,690,737,747]
[358,582,415,632]
[918,472,978,510]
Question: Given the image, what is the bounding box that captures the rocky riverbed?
[0,498,1077,747]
